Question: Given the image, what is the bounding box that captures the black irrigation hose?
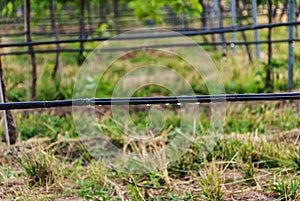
[1,92,300,110]
[0,30,94,37]
[1,21,300,49]
[1,38,300,56]
[0,28,201,38]
[0,27,204,38]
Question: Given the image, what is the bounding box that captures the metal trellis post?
[252,0,261,60]
[288,0,295,90]
[230,0,237,55]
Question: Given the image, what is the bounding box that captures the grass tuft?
[17,151,60,187]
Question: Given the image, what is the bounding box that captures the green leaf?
[2,2,14,17]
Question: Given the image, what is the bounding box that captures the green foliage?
[129,0,166,23]
[271,176,300,201]
[165,192,197,200]
[93,23,112,37]
[225,70,265,93]
[197,165,224,201]
[16,112,75,141]
[17,151,59,186]
[1,0,22,17]
[0,165,13,181]
[169,0,202,17]
[256,0,286,6]
[287,147,300,170]
[37,66,61,100]
[7,87,26,102]
[127,181,145,200]
[145,173,166,187]
[31,0,49,18]
[224,103,300,134]
[2,2,300,200]
[37,62,73,100]
[129,0,202,24]
[60,52,79,66]
[241,160,257,185]
[74,162,112,200]
[2,2,14,17]
[76,180,112,200]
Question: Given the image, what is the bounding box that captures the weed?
[271,176,300,201]
[241,160,257,185]
[74,162,114,200]
[17,151,60,186]
[208,139,242,162]
[2,13,300,201]
[127,180,146,201]
[76,180,112,201]
[197,164,224,201]
[0,164,13,181]
[287,147,300,170]
[146,173,166,187]
[163,192,198,200]
[15,112,75,140]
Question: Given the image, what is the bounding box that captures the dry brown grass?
[0,127,299,200]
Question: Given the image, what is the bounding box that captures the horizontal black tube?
[0,27,200,38]
[0,27,202,38]
[1,38,299,56]
[1,21,300,48]
[1,92,300,110]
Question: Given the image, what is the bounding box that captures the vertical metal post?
[213,0,223,44]
[24,0,37,100]
[0,61,10,145]
[252,0,260,59]
[181,13,186,30]
[24,0,30,101]
[0,57,18,145]
[288,0,294,90]
[230,0,237,54]
[79,0,85,55]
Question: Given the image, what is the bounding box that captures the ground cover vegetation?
[0,0,300,200]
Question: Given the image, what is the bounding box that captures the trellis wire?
[1,38,299,57]
[1,21,300,49]
[0,92,300,110]
[0,11,273,33]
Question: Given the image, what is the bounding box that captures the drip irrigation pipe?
[0,92,300,110]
